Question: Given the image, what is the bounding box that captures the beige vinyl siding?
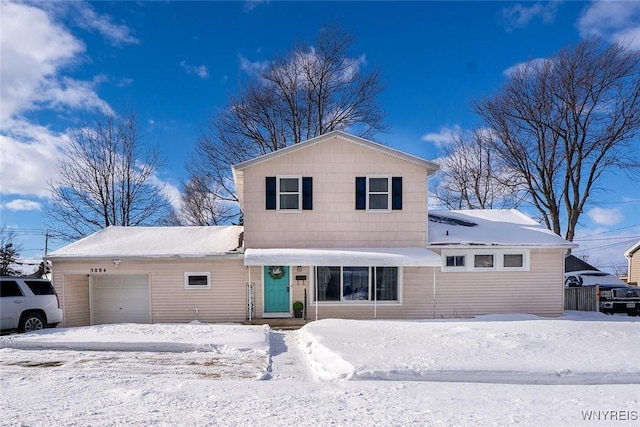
[296,248,565,320]
[629,252,640,285]
[431,248,565,318]
[50,257,247,325]
[150,259,247,323]
[52,273,89,327]
[242,135,429,249]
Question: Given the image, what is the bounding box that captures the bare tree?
[184,24,387,223]
[179,177,237,226]
[0,227,21,276]
[432,128,525,209]
[47,109,171,241]
[473,38,640,241]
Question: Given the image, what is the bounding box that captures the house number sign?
[89,268,108,273]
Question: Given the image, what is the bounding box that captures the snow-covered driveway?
[1,313,639,426]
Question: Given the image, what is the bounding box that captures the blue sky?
[1,0,639,274]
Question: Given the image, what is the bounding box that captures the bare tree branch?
[473,37,640,240]
[46,109,171,242]
[183,24,387,224]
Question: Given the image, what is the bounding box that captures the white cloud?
[503,2,559,32]
[239,54,269,76]
[421,126,462,149]
[179,61,210,79]
[243,0,269,13]
[0,118,67,197]
[72,2,139,47]
[148,175,183,212]
[0,1,85,121]
[503,57,552,77]
[578,0,640,49]
[0,1,119,199]
[2,199,42,212]
[587,207,624,226]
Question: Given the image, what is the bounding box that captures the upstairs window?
[356,176,402,211]
[266,176,312,211]
[278,176,301,210]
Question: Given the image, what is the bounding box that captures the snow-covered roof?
[244,247,441,267]
[427,209,576,248]
[624,240,640,258]
[46,226,244,260]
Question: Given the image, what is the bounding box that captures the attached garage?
[91,275,150,324]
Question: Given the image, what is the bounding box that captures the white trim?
[366,175,392,212]
[244,247,441,267]
[441,249,530,272]
[311,266,403,305]
[184,272,211,289]
[262,266,292,316]
[276,175,302,212]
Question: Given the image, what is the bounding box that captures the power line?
[576,223,640,239]
[575,235,640,242]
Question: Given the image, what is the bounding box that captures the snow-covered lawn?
[1,312,639,426]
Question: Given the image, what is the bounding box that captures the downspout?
[248,267,252,322]
[315,268,318,322]
[373,267,377,319]
[433,267,436,319]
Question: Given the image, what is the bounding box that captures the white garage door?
[92,275,150,325]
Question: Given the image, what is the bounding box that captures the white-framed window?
[184,272,211,289]
[314,266,401,303]
[502,253,527,270]
[445,255,466,268]
[441,250,529,272]
[474,254,495,269]
[277,175,301,211]
[367,176,391,211]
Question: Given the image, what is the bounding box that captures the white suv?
[0,277,63,333]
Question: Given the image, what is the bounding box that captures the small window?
[184,272,211,289]
[367,177,390,210]
[446,255,465,267]
[278,176,301,211]
[503,254,524,268]
[474,254,494,268]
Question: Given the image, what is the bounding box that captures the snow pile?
[299,314,640,384]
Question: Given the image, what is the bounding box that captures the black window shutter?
[265,176,276,210]
[392,177,403,210]
[355,177,366,210]
[302,177,313,210]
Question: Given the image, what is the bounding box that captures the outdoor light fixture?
[112,259,122,266]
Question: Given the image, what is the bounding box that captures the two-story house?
[47,131,575,327]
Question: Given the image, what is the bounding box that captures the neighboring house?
[625,241,640,286]
[564,255,627,288]
[47,131,576,326]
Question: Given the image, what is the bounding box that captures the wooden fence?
[564,286,599,312]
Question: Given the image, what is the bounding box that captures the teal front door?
[264,266,290,313]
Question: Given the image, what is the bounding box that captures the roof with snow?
[46,226,244,260]
[427,209,576,248]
